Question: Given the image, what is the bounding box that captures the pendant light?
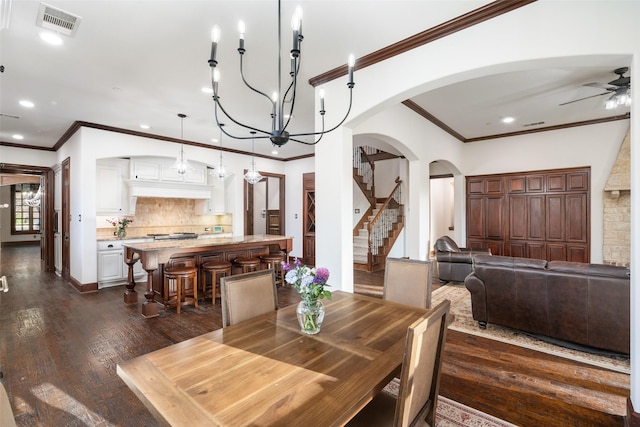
[173,113,192,175]
[216,124,228,180]
[244,131,263,184]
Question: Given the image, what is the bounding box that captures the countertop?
[121,234,292,251]
[97,233,231,242]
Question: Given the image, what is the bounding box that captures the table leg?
[141,269,159,318]
[123,255,139,305]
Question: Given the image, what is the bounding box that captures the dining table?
[116,290,431,426]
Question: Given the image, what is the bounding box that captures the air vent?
[36,2,81,36]
[0,113,20,119]
[522,121,545,127]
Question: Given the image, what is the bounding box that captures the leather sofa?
[465,254,630,354]
[433,236,491,283]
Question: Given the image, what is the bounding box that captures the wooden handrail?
[367,177,402,235]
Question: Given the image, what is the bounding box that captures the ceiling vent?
[36,3,81,37]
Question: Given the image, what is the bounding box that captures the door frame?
[0,162,54,271]
[243,171,285,236]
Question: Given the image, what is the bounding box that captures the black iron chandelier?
[208,0,355,147]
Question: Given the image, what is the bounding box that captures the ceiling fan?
[560,67,631,107]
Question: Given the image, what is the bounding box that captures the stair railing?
[367,177,403,256]
[353,146,376,202]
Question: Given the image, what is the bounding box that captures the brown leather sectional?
[434,236,491,283]
[465,254,630,354]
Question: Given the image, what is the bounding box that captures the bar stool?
[201,261,232,304]
[233,257,261,274]
[163,265,198,314]
[259,253,284,286]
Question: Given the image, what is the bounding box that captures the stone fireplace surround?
[603,130,630,267]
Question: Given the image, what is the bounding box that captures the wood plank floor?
[0,245,629,426]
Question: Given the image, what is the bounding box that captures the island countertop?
[122,234,292,252]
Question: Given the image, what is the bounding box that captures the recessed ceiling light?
[501,116,515,124]
[271,150,279,155]
[140,124,150,130]
[13,134,24,140]
[39,31,63,46]
[211,138,219,143]
[202,87,213,94]
[19,100,35,108]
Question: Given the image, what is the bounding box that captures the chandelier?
[208,0,355,147]
[173,113,193,175]
[215,124,228,180]
[25,185,42,207]
[244,132,263,184]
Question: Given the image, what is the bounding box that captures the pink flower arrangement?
[282,258,332,302]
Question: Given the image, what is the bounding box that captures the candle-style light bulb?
[291,10,301,56]
[272,91,278,103]
[347,54,355,87]
[238,20,245,51]
[209,25,221,66]
[319,88,325,113]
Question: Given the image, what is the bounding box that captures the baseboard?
[627,398,640,427]
[68,276,98,293]
[1,240,40,247]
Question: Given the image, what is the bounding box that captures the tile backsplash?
[97,197,232,239]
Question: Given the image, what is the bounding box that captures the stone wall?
[602,130,630,267]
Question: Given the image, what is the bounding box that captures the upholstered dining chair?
[220,269,278,327]
[383,257,433,309]
[347,299,451,427]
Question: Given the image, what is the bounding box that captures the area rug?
[353,282,630,374]
[382,378,516,427]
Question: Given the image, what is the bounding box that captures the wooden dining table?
[116,291,430,426]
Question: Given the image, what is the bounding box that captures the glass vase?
[296,299,325,334]
[116,227,127,239]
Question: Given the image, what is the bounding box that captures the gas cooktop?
[146,232,198,240]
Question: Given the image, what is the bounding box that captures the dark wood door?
[302,173,315,266]
[62,157,71,280]
[467,167,590,263]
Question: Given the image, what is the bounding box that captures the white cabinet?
[96,159,129,215]
[131,160,160,181]
[195,177,226,214]
[97,239,148,288]
[160,162,207,184]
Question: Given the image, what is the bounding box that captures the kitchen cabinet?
[131,159,160,181]
[96,159,129,215]
[97,239,147,288]
[195,176,226,214]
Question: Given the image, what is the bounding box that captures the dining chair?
[220,269,278,327]
[347,299,451,427]
[383,257,433,309]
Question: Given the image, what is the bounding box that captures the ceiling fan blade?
[559,92,610,106]
[584,82,617,90]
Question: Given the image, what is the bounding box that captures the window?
[11,183,41,234]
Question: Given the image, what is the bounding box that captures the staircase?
[353,146,405,272]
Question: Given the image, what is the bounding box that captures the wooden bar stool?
[201,261,232,304]
[233,257,261,274]
[163,266,198,314]
[259,253,284,286]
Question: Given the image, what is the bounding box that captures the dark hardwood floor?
[0,245,629,426]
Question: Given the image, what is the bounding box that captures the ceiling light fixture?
[244,132,263,184]
[39,31,63,45]
[501,116,515,124]
[216,124,228,180]
[605,88,632,110]
[19,100,35,108]
[173,113,193,175]
[208,0,355,147]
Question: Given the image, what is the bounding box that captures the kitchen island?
[123,234,292,317]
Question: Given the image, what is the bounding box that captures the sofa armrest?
[436,251,474,264]
[464,273,487,323]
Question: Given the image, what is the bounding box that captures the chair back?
[395,299,450,427]
[220,269,278,327]
[383,258,433,309]
[434,236,460,253]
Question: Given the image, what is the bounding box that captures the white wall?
[430,177,454,245]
